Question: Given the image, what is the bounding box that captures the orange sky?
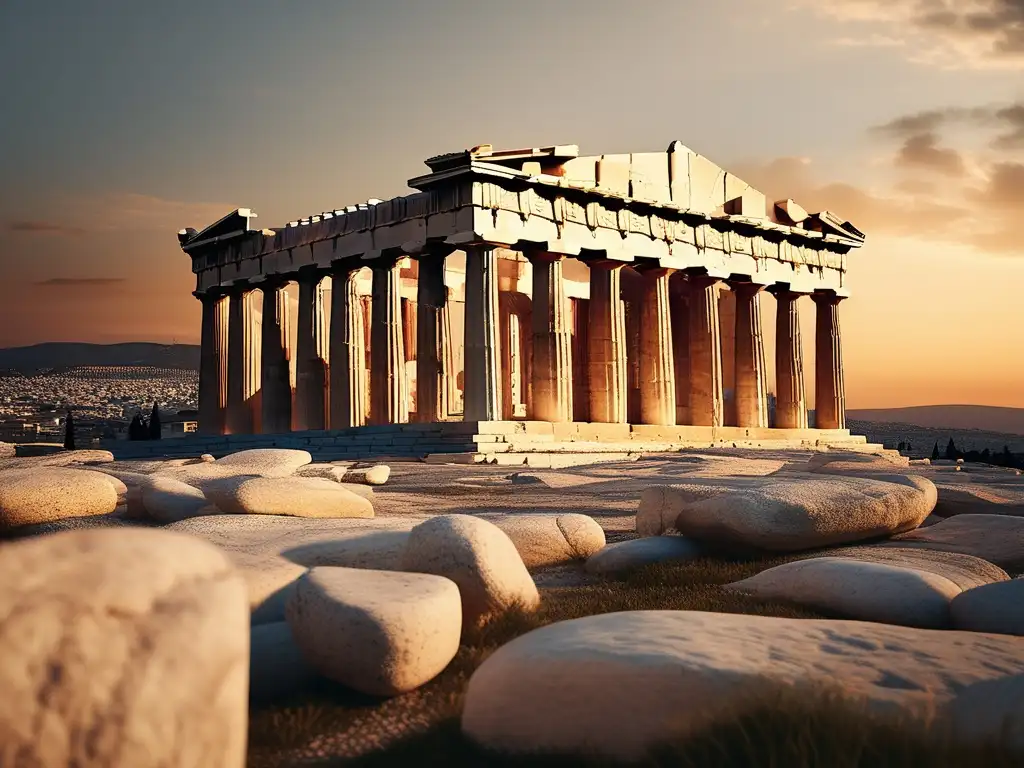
[0,0,1021,409]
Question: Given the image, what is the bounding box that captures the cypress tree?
[128,413,145,441]
[944,438,958,461]
[149,401,162,440]
[63,410,76,451]
[930,442,940,461]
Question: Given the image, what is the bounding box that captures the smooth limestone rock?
[286,567,461,696]
[296,464,350,483]
[483,514,606,568]
[461,610,1024,761]
[644,475,936,552]
[91,469,155,519]
[0,449,115,471]
[344,465,391,486]
[214,448,312,477]
[883,514,1024,572]
[585,536,704,576]
[636,483,726,537]
[402,515,540,626]
[0,467,119,529]
[727,557,963,628]
[249,621,319,704]
[0,528,250,768]
[951,579,1024,636]
[205,477,374,519]
[142,476,214,524]
[818,546,1009,591]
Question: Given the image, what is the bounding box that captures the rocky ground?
[0,440,1023,767]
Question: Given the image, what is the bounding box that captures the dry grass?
[246,556,1018,767]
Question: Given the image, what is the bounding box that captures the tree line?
[928,437,1022,469]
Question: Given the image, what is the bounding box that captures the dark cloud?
[34,278,126,287]
[873,101,1024,155]
[912,0,1024,55]
[992,103,1024,149]
[7,220,87,236]
[894,132,965,175]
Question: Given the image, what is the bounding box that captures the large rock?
[142,476,216,523]
[727,557,963,628]
[286,567,461,696]
[343,464,391,486]
[250,621,319,704]
[0,467,119,529]
[214,448,312,477]
[0,449,114,471]
[818,546,1009,591]
[951,579,1024,636]
[642,475,936,552]
[585,536,703,576]
[462,610,1024,761]
[482,513,606,568]
[401,514,540,626]
[205,476,374,519]
[883,514,1024,571]
[635,483,726,537]
[0,528,249,768]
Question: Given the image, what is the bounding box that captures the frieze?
[596,206,618,230]
[650,215,668,241]
[753,236,779,260]
[562,198,587,225]
[701,225,726,252]
[727,230,753,255]
[529,190,553,219]
[628,211,651,238]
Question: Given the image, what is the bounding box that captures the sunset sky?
[1,0,1021,409]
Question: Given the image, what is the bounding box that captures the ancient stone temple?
[175,142,869,465]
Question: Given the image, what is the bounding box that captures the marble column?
[770,286,808,429]
[732,282,769,429]
[688,275,724,428]
[529,252,573,422]
[638,267,676,426]
[416,250,448,423]
[226,288,260,435]
[295,269,328,431]
[329,262,367,429]
[463,245,501,421]
[669,276,691,425]
[197,291,225,435]
[812,292,847,430]
[260,279,293,434]
[370,256,408,425]
[587,261,627,423]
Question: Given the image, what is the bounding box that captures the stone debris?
[0,528,249,768]
[0,467,119,529]
[481,513,606,568]
[402,514,540,627]
[0,449,114,471]
[204,476,374,519]
[951,578,1024,636]
[142,475,216,524]
[287,567,461,696]
[585,535,704,576]
[343,464,391,486]
[462,611,1024,761]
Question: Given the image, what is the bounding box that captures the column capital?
[417,241,457,260]
[329,255,365,276]
[521,247,563,264]
[634,264,675,279]
[684,270,720,289]
[811,290,846,306]
[296,264,328,282]
[255,274,289,290]
[193,289,224,302]
[728,280,765,297]
[586,259,628,272]
[767,282,809,299]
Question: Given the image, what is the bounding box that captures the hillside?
[0,343,200,372]
[848,405,1024,437]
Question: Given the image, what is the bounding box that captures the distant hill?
[0,343,200,373]
[848,405,1024,437]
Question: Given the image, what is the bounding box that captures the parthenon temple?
[177,142,869,464]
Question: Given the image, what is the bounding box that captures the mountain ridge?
[0,342,200,372]
[848,405,1024,437]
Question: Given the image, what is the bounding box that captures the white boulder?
[214,448,312,476]
[483,513,606,568]
[204,476,374,519]
[585,536,703,576]
[951,579,1024,636]
[884,514,1024,571]
[0,528,250,768]
[0,449,114,471]
[0,467,118,529]
[344,464,391,486]
[286,567,461,696]
[401,514,540,626]
[142,476,216,523]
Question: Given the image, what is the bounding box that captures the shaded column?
[732,282,769,428]
[226,288,259,435]
[370,255,408,425]
[260,279,292,434]
[812,292,847,430]
[687,274,724,428]
[587,261,627,423]
[637,267,676,425]
[416,250,448,423]
[463,245,501,421]
[295,269,328,431]
[668,276,691,425]
[329,262,368,429]
[770,286,808,429]
[528,252,573,422]
[196,291,226,435]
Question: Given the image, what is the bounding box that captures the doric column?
[638,267,676,426]
[260,279,292,434]
[687,274,724,428]
[587,261,627,423]
[295,268,328,431]
[732,282,769,428]
[463,245,501,421]
[812,292,847,430]
[528,252,573,422]
[370,255,408,425]
[415,249,449,423]
[668,276,690,425]
[196,291,226,435]
[329,261,367,429]
[770,286,808,429]
[226,287,260,435]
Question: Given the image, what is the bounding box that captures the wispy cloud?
[34,278,127,287]
[7,220,87,236]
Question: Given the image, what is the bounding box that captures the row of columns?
[197,245,846,435]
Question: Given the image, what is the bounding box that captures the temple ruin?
[175,142,870,465]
